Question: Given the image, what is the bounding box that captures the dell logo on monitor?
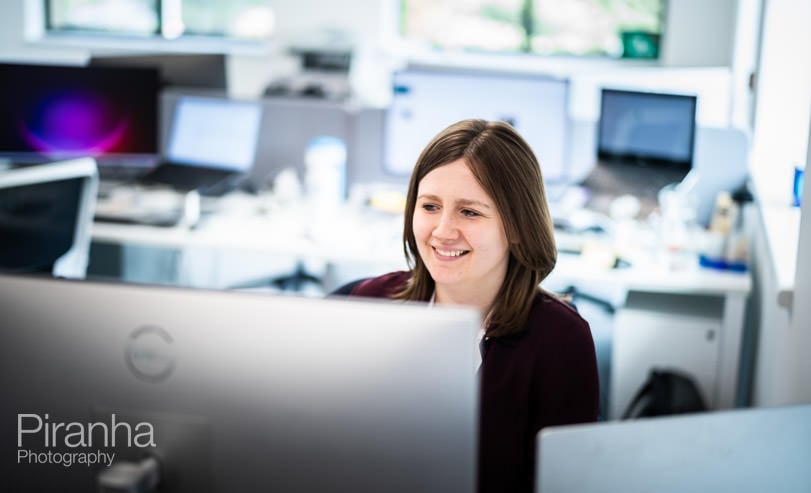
[125,325,176,383]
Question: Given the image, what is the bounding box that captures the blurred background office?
[0,0,809,414]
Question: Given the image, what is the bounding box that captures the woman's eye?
[461,209,480,217]
[421,203,439,212]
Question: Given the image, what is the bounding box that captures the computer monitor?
[597,88,697,170]
[384,67,570,182]
[136,96,264,194]
[0,62,160,170]
[536,404,811,492]
[0,274,479,492]
[165,96,263,173]
[0,158,98,279]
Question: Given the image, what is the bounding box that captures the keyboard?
[580,161,688,216]
[94,186,185,227]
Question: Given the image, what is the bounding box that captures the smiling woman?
[413,160,511,313]
[345,119,599,493]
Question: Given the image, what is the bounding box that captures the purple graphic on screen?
[18,91,128,157]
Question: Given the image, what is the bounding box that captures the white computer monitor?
[383,67,571,182]
[0,158,98,279]
[0,274,479,492]
[536,404,811,493]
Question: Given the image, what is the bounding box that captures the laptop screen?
[166,96,263,172]
[597,88,697,170]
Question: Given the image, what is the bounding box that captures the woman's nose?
[432,211,459,240]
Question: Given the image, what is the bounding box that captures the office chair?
[329,277,371,296]
[0,158,99,279]
[228,260,326,294]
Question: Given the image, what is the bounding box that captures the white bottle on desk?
[304,136,347,213]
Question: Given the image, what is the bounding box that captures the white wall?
[661,0,738,67]
[754,112,811,407]
[787,118,811,403]
[747,0,811,407]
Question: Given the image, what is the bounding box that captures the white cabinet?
[609,292,725,419]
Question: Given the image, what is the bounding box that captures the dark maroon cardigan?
[350,271,599,493]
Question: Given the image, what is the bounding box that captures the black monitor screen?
[0,177,81,274]
[597,88,697,169]
[0,63,159,168]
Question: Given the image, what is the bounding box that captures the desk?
[91,192,751,412]
[91,195,407,288]
[93,208,404,263]
[548,246,750,414]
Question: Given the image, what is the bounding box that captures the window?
[400,0,665,59]
[45,0,274,41]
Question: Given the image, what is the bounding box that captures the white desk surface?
[92,200,405,266]
[91,193,751,298]
[551,253,751,296]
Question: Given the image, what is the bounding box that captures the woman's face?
[413,158,510,296]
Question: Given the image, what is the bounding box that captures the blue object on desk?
[794,165,804,207]
[699,254,748,272]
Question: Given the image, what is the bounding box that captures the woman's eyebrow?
[417,194,492,210]
[457,198,492,210]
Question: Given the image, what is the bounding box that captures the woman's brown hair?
[395,119,557,337]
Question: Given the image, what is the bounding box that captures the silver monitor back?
[537,405,811,493]
[0,275,479,492]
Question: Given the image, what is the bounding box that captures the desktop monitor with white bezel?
[0,274,479,493]
[383,67,571,183]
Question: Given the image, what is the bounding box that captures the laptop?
[536,405,811,493]
[138,95,263,194]
[580,88,697,216]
